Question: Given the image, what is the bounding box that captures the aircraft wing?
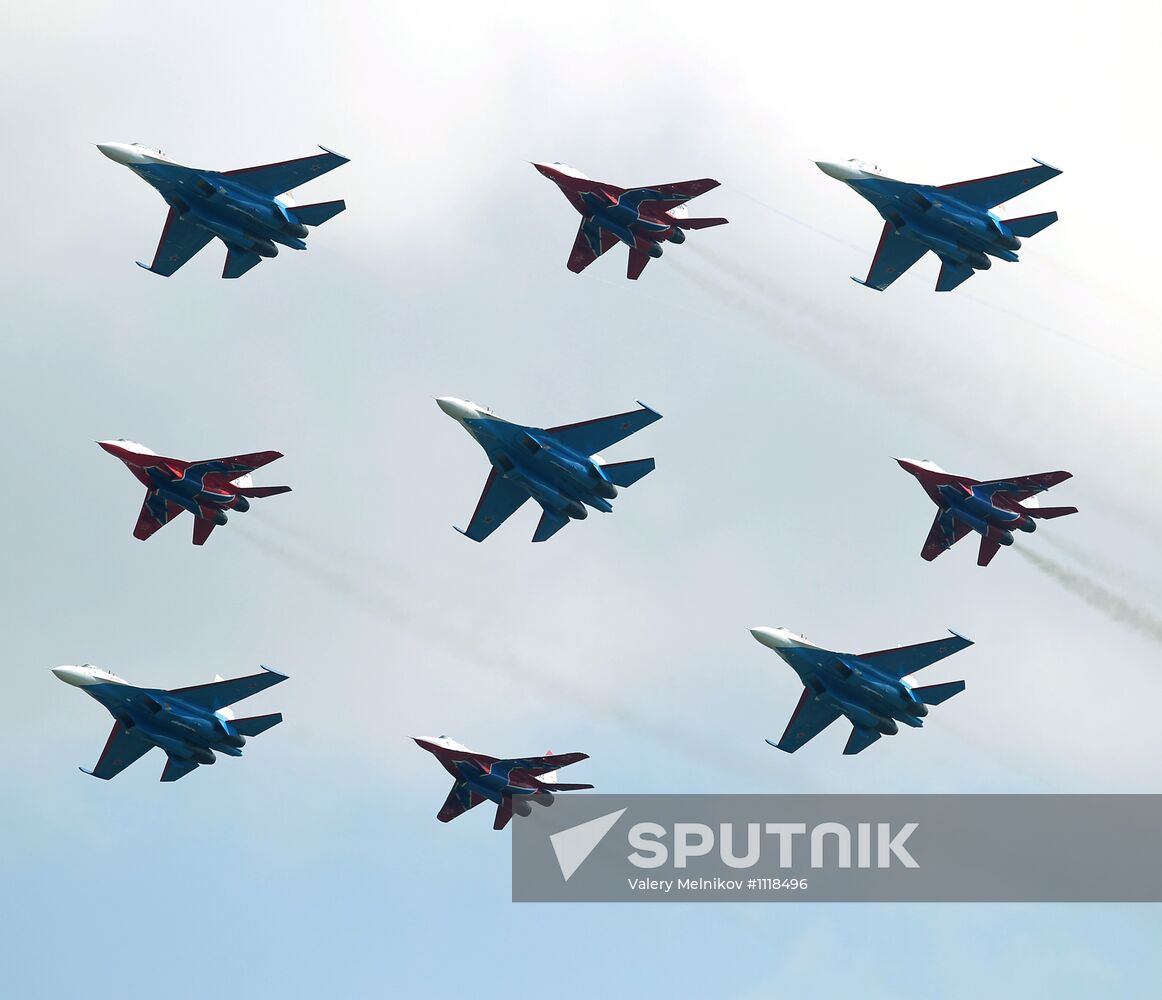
[854,223,928,290]
[221,146,349,196]
[619,179,720,211]
[938,159,1062,209]
[81,721,154,780]
[501,751,589,778]
[169,666,288,712]
[973,471,1072,503]
[567,217,619,274]
[133,491,185,541]
[859,631,973,678]
[187,451,284,477]
[546,402,662,456]
[136,207,214,277]
[456,468,530,542]
[767,689,842,753]
[437,780,486,823]
[921,508,973,561]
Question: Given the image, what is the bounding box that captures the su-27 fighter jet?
[97,142,348,278]
[52,664,286,781]
[533,162,727,279]
[414,737,593,830]
[99,440,291,545]
[750,627,972,755]
[897,458,1077,566]
[436,397,661,542]
[816,157,1061,291]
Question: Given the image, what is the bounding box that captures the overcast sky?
[2,2,1161,996]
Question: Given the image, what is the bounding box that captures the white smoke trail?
[235,521,780,782]
[1015,545,1162,645]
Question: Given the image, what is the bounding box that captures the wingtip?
[135,261,160,274]
[317,144,350,163]
[947,629,974,646]
[1031,157,1062,174]
[850,276,877,289]
[259,664,290,680]
[764,738,791,753]
[635,400,663,419]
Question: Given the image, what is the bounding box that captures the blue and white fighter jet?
[53,664,286,781]
[436,397,661,542]
[97,141,348,278]
[750,627,972,755]
[816,157,1061,291]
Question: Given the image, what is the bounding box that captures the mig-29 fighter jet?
[816,157,1061,291]
[750,627,973,755]
[414,736,593,830]
[533,162,727,279]
[97,141,348,278]
[436,397,661,542]
[897,458,1077,566]
[52,663,286,781]
[99,440,291,545]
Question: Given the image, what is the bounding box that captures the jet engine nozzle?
[234,496,251,512]
[910,701,929,718]
[191,746,216,765]
[965,250,991,270]
[255,240,278,259]
[222,733,246,749]
[667,228,686,244]
[998,530,1014,546]
[210,510,229,526]
[877,718,899,736]
[1018,519,1036,533]
[514,799,533,817]
[648,243,664,259]
[535,791,555,807]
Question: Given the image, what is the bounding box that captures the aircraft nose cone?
[52,666,85,686]
[435,396,477,421]
[96,142,135,165]
[814,160,851,181]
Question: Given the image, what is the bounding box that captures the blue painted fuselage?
[851,177,1021,271]
[80,681,248,766]
[132,162,309,258]
[145,462,250,524]
[579,189,676,253]
[448,758,540,805]
[780,646,929,737]
[465,416,620,522]
[936,482,1035,548]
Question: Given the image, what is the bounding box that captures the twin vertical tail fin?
[1003,211,1058,238]
[599,457,655,488]
[231,713,283,737]
[292,200,347,227]
[912,680,965,706]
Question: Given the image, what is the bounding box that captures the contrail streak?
[1015,545,1162,645]
[235,523,779,783]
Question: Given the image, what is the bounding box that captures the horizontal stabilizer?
[532,509,569,543]
[912,680,965,706]
[600,457,655,488]
[675,216,729,230]
[231,712,283,737]
[234,485,292,498]
[1027,504,1077,520]
[293,199,346,227]
[160,756,200,782]
[1003,211,1058,238]
[222,248,263,279]
[936,258,975,292]
[843,727,882,755]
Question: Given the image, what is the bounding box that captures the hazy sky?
[3,2,1161,997]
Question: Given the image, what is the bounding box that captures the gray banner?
[511,795,1162,902]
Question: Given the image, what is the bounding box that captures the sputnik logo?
[549,808,626,882]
